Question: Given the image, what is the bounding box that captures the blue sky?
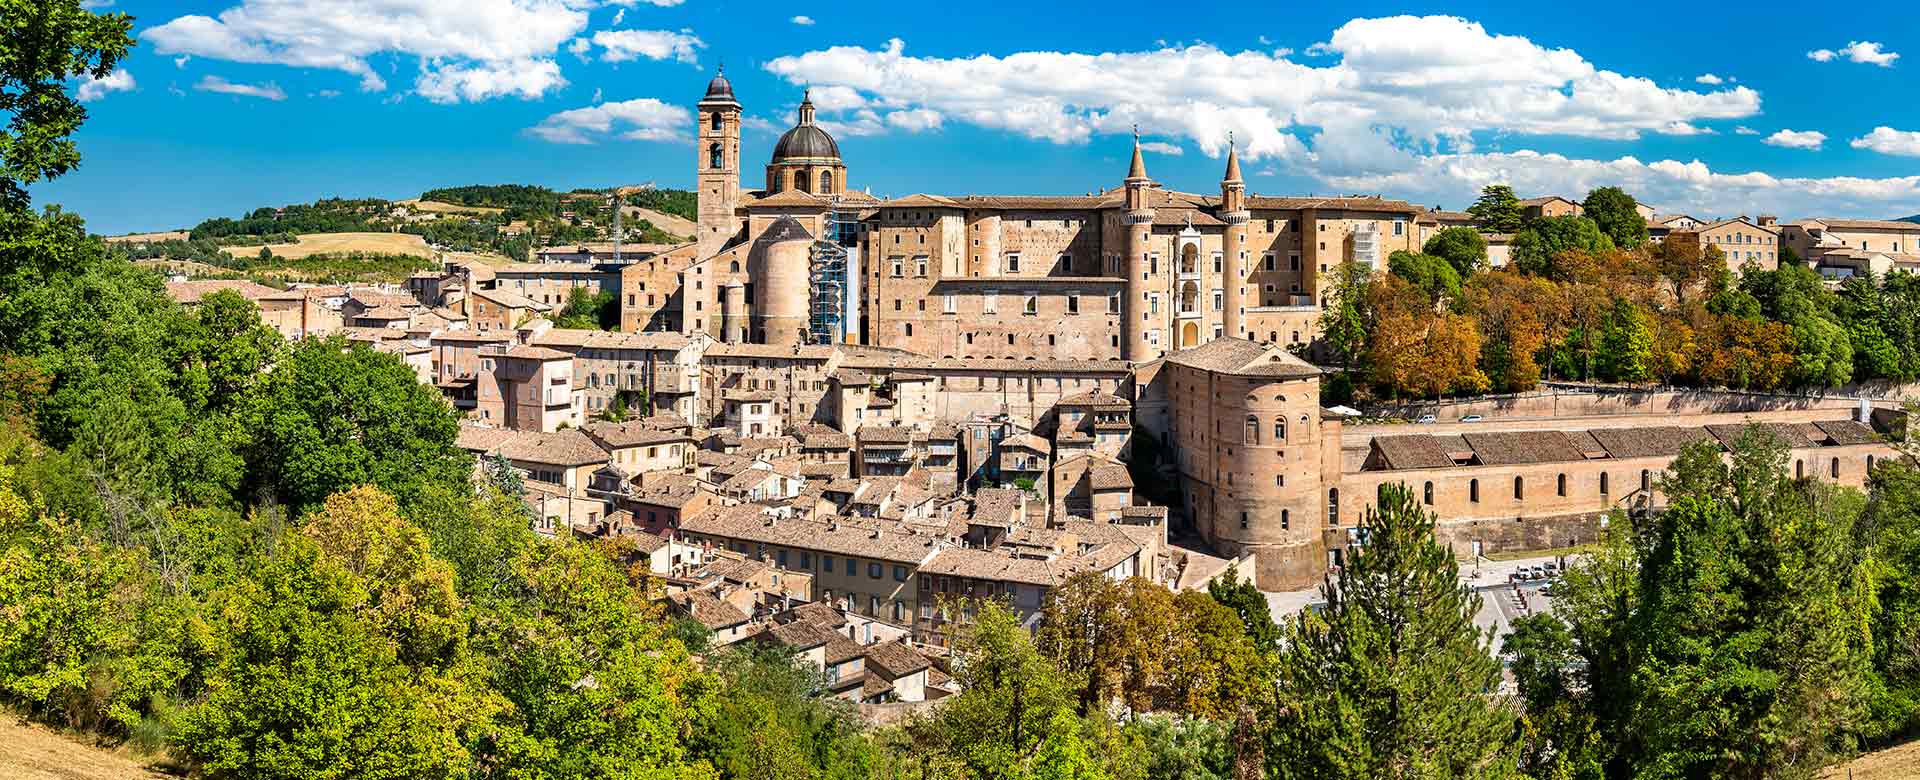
[38,0,1920,234]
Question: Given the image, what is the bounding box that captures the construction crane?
[608,183,655,264]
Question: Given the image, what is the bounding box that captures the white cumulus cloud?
[1140,141,1183,155]
[762,16,1760,163]
[1807,41,1900,66]
[1852,126,1920,157]
[1322,148,1920,221]
[76,68,136,101]
[416,59,566,103]
[528,97,689,144]
[591,28,703,64]
[143,0,590,101]
[1764,129,1827,150]
[792,15,815,25]
[1734,126,1759,135]
[194,74,285,100]
[1694,73,1723,85]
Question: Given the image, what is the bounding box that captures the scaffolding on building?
[807,206,859,344]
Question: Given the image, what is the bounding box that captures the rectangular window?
[1108,292,1121,313]
[1006,254,1020,273]
[823,556,834,573]
[1393,219,1405,236]
[1024,294,1038,315]
[894,565,907,581]
[983,290,997,313]
[1263,253,1276,271]
[914,256,928,276]
[943,294,956,314]
[868,562,883,579]
[889,256,903,277]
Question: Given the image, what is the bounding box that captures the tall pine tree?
[1267,483,1518,780]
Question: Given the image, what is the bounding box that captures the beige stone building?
[1519,195,1583,220]
[1667,217,1781,272]
[1781,218,1920,279]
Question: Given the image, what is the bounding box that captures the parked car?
[1416,415,1438,424]
[1460,414,1484,422]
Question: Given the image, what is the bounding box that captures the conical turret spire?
[797,89,815,125]
[1223,132,1243,183]
[1127,125,1148,181]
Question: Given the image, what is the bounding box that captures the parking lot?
[1263,552,1576,654]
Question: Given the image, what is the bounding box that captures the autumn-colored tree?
[1649,312,1695,385]
[1467,271,1553,392]
[1368,276,1489,398]
[1650,240,1723,308]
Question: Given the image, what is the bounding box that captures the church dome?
[772,124,840,161]
[770,91,839,161]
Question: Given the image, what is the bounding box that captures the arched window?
[1795,460,1804,479]
[1514,476,1524,500]
[1327,488,1340,525]
[1868,454,1877,472]
[729,260,740,273]
[1470,479,1480,503]
[793,169,808,193]
[1600,472,1610,495]
[708,142,722,169]
[1274,417,1287,441]
[1556,473,1567,497]
[819,170,833,193]
[711,113,724,131]
[1831,458,1840,479]
[1423,481,1434,505]
[1641,469,1652,492]
[1244,415,1259,445]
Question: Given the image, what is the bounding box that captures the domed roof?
[700,68,738,106]
[771,91,840,162]
[773,124,840,161]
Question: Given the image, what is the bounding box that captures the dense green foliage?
[627,187,700,222]
[554,286,621,330]
[1501,427,1920,779]
[1424,226,1490,278]
[1467,185,1525,233]
[1581,186,1649,250]
[1511,215,1615,279]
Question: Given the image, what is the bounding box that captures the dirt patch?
[104,231,189,243]
[396,198,506,216]
[621,206,697,237]
[1823,739,1920,780]
[0,717,174,780]
[222,231,435,260]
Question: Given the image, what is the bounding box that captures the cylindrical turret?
[1122,134,1156,361]
[720,281,746,343]
[751,216,814,346]
[1219,141,1249,341]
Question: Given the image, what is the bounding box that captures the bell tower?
[696,67,743,260]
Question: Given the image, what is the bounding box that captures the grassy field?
[396,198,506,216]
[0,716,171,780]
[222,231,435,260]
[1822,739,1920,779]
